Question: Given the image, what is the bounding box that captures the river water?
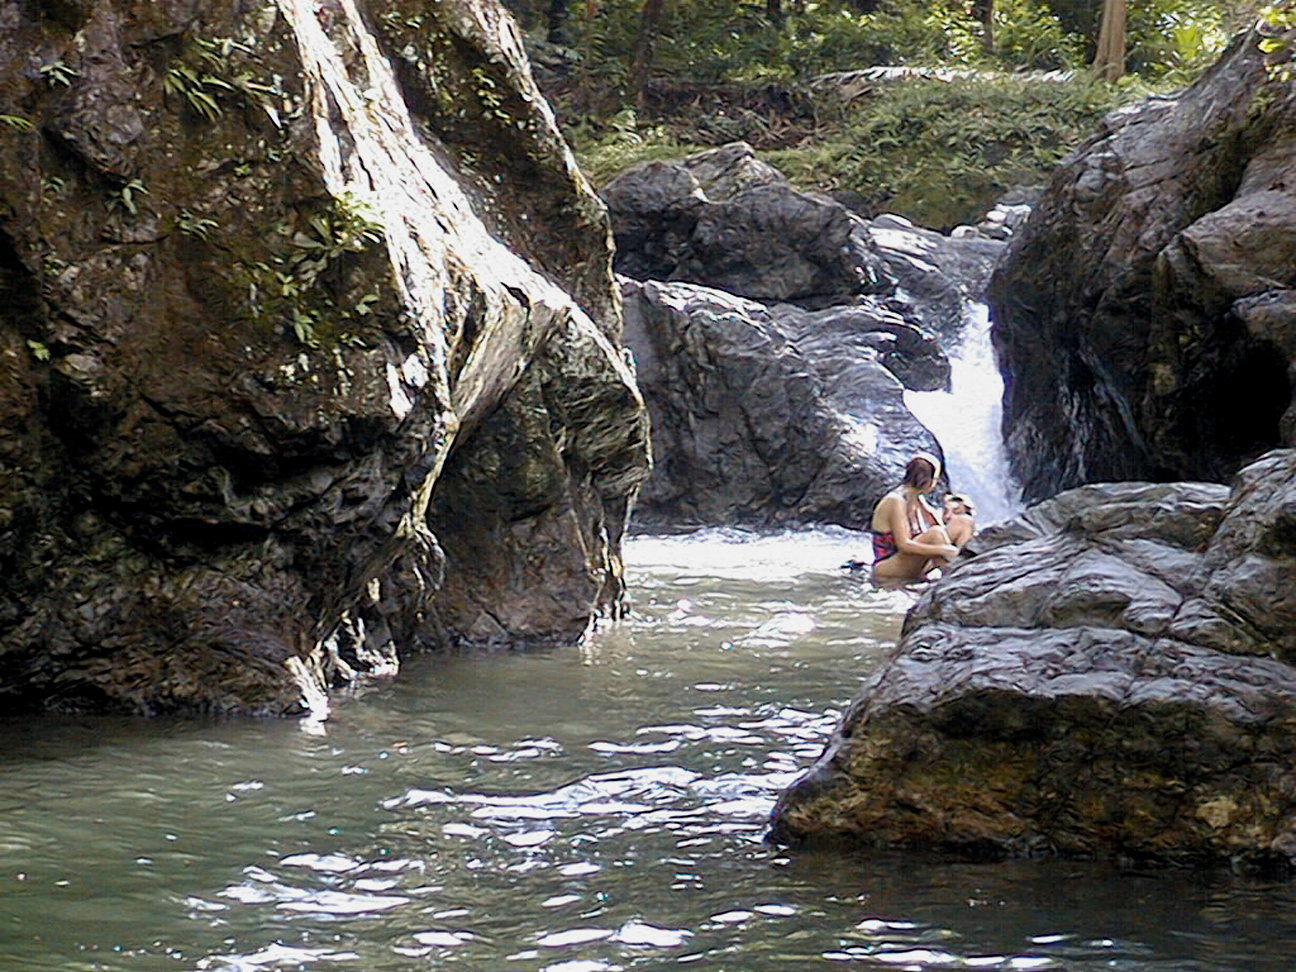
[7,311,1296,971]
[5,530,1296,972]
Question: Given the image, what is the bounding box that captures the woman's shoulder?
[871,490,902,528]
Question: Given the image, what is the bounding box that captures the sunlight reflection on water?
[4,531,1296,971]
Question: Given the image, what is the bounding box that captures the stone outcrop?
[602,141,889,306]
[621,278,942,529]
[605,142,1012,528]
[987,28,1296,502]
[0,0,649,715]
[603,141,1006,335]
[770,449,1296,871]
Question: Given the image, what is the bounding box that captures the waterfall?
[904,303,1023,525]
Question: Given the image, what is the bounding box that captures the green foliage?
[284,198,383,289]
[0,114,34,131]
[107,178,149,216]
[546,0,1240,110]
[1258,2,1296,81]
[569,109,698,185]
[766,73,1122,229]
[234,194,386,349]
[1261,0,1296,26]
[164,61,227,120]
[163,35,281,125]
[989,0,1085,71]
[176,209,219,240]
[40,60,79,87]
[552,0,1237,227]
[1124,0,1236,81]
[572,69,1122,229]
[26,340,50,362]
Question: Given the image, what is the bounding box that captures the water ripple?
[8,530,1296,972]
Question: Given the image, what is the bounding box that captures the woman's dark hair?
[902,455,938,488]
[947,493,976,516]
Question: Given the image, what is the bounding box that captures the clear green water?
[4,530,1296,972]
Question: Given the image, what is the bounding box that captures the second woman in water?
[870,453,972,582]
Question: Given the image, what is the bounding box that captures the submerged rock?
[988,28,1296,502]
[770,450,1296,871]
[0,0,649,715]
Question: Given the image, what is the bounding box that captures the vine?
[233,194,387,349]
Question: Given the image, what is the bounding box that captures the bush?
[532,0,1219,227]
[765,73,1123,229]
[990,0,1086,71]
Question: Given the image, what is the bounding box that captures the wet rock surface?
[605,142,1008,527]
[988,28,1296,502]
[770,450,1296,870]
[0,0,649,714]
[602,141,887,305]
[621,278,941,529]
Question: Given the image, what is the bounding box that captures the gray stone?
[603,141,887,304]
[988,28,1296,502]
[0,0,650,715]
[771,452,1296,870]
[621,278,940,529]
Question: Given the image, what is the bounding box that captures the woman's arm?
[887,498,957,558]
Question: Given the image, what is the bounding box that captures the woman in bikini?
[870,453,961,582]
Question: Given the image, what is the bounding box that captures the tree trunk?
[971,0,994,54]
[1093,0,1127,82]
[547,0,570,42]
[631,0,667,108]
[767,0,784,26]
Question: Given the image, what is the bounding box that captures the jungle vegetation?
[503,0,1267,228]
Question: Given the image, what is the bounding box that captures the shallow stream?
[5,530,1296,972]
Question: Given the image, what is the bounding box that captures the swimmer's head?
[902,453,941,490]
[944,493,975,517]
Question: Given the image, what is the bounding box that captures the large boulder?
[606,142,1022,529]
[770,450,1296,870]
[0,0,649,714]
[602,141,888,305]
[602,141,1008,338]
[622,278,941,529]
[987,28,1296,503]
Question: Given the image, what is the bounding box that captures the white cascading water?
[904,303,1024,525]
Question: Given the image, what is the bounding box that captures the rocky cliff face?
[604,142,1008,528]
[770,450,1296,871]
[0,0,649,715]
[987,28,1296,503]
